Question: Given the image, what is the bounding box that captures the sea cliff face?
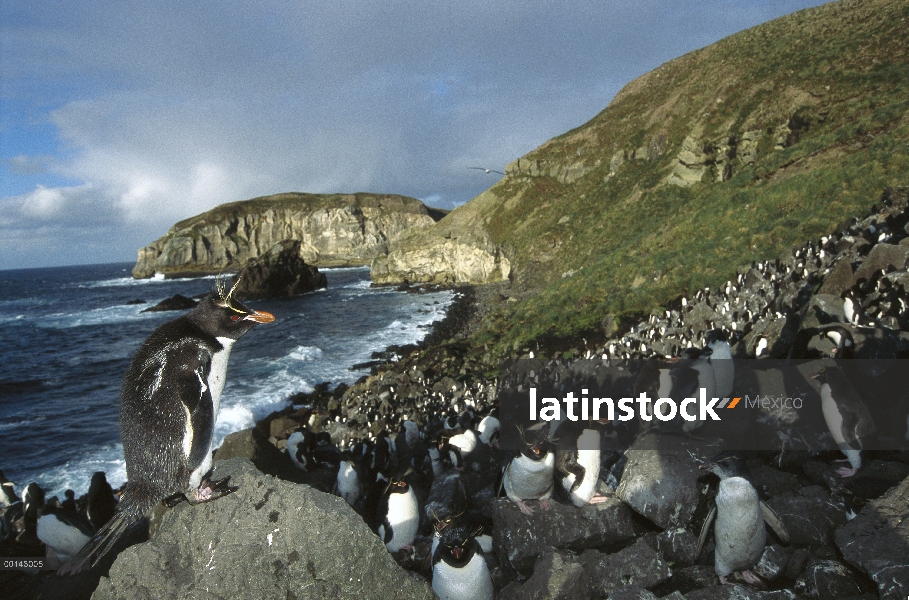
[132,193,438,278]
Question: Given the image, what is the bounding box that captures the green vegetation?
[170,192,432,231]
[444,0,909,357]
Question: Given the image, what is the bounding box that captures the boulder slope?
[90,458,434,600]
[132,192,440,279]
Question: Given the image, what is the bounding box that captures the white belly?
[432,554,494,600]
[187,338,234,490]
[504,453,554,502]
[336,461,359,506]
[382,488,419,551]
[820,383,862,469]
[564,430,601,506]
[714,477,765,576]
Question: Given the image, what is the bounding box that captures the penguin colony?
[3,198,909,595]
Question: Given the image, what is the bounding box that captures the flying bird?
[468,167,504,175]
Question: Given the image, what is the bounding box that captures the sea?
[0,262,454,501]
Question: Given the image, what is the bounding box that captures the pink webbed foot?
[741,570,765,587]
[835,466,858,478]
[588,493,609,504]
[515,500,534,515]
[538,498,552,511]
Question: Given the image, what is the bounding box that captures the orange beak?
[246,310,275,324]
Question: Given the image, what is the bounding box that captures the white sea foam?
[288,346,324,361]
[78,273,221,289]
[34,303,160,329]
[33,445,127,500]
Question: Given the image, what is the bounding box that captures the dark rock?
[491,496,637,574]
[232,240,327,299]
[578,539,671,597]
[817,258,854,297]
[615,433,713,529]
[835,474,909,600]
[752,543,792,582]
[124,299,146,305]
[852,243,909,282]
[765,486,847,545]
[213,427,302,483]
[497,549,589,600]
[91,458,434,600]
[667,565,719,594]
[784,547,811,581]
[269,415,303,440]
[793,558,863,598]
[604,586,659,599]
[749,464,803,499]
[641,527,699,567]
[140,294,197,312]
[684,586,761,600]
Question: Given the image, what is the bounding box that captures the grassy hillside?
[439,0,909,356]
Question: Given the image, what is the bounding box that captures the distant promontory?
[132,192,446,279]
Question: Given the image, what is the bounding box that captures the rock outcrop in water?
[132,193,442,279]
[231,240,327,299]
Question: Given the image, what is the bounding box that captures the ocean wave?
[77,272,221,289]
[29,444,127,500]
[288,345,324,361]
[33,303,168,329]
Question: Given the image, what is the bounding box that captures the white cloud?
[0,0,831,269]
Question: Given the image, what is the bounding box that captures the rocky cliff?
[369,0,909,356]
[132,193,441,279]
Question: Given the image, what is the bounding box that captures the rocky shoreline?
[3,196,909,599]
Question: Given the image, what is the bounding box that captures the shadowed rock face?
[132,193,439,279]
[231,240,327,300]
[90,458,434,600]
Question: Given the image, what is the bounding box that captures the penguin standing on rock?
[287,428,317,471]
[811,367,875,477]
[431,524,494,600]
[697,452,789,585]
[555,420,608,506]
[502,423,554,515]
[61,279,274,573]
[376,469,419,553]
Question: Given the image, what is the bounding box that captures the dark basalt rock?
[140,294,197,312]
[577,538,672,597]
[232,239,327,299]
[835,474,909,600]
[91,458,434,600]
[491,496,637,575]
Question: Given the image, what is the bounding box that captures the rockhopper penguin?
[431,524,494,600]
[811,367,875,477]
[376,469,419,553]
[61,279,274,572]
[502,423,555,515]
[697,451,789,585]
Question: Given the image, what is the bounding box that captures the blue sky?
[0,0,830,270]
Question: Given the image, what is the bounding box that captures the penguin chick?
[697,452,789,585]
[431,524,493,600]
[61,283,274,573]
[811,367,875,477]
[377,470,419,553]
[502,423,554,515]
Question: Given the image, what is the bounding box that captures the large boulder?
[835,474,909,600]
[231,240,327,299]
[91,458,434,600]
